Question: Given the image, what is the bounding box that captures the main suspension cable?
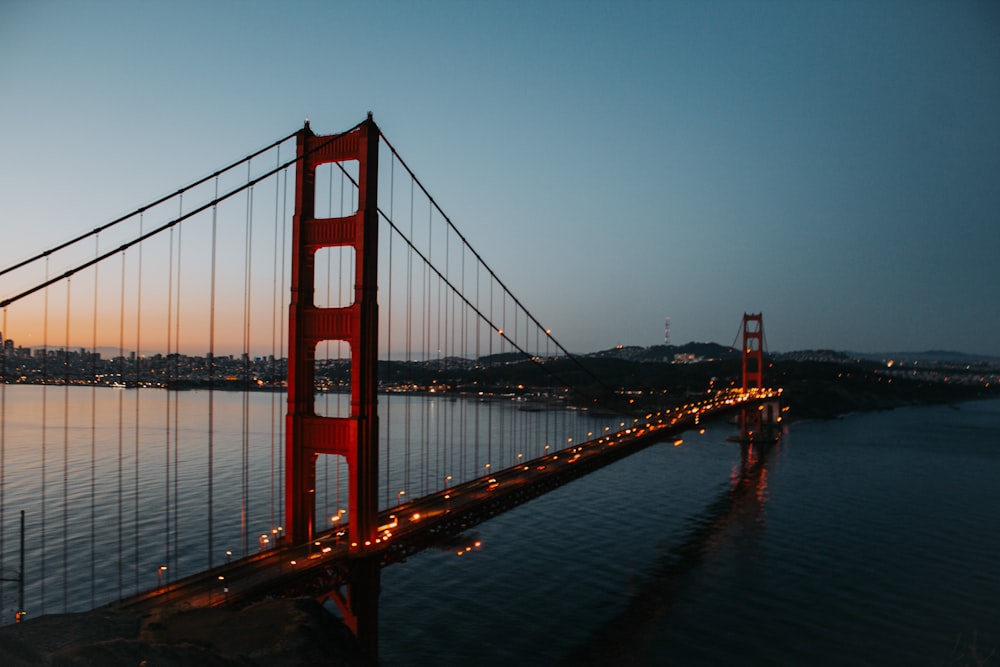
[377,130,621,403]
[0,130,300,280]
[1,122,364,311]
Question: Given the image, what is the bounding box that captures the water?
[376,399,1000,666]
[1,387,998,665]
[0,384,609,618]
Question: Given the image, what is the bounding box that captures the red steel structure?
[740,312,773,441]
[741,312,764,391]
[285,116,382,657]
[286,115,380,549]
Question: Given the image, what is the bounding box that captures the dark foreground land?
[0,598,362,666]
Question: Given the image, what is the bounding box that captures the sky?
[1,0,998,358]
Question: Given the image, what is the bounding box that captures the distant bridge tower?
[741,312,763,390]
[739,312,779,441]
[664,316,671,345]
[285,116,380,657]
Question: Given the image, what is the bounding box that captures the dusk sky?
[2,1,998,357]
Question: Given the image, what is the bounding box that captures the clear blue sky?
[2,0,998,356]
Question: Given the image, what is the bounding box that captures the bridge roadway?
[111,388,781,615]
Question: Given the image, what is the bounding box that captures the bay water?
[0,385,997,665]
[378,399,1000,666]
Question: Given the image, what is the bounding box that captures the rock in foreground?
[0,598,363,666]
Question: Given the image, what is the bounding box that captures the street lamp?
[397,490,406,505]
[225,550,232,565]
[157,565,167,590]
[483,463,491,477]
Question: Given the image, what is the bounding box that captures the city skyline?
[2,1,998,356]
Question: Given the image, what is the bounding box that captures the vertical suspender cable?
[448,232,456,484]
[172,217,181,580]
[117,252,125,598]
[499,291,506,468]
[535,326,541,459]
[166,222,174,580]
[424,201,432,495]
[514,305,531,463]
[487,271,493,473]
[90,237,99,606]
[342,175,355,507]
[518,309,525,458]
[474,261,480,479]
[512,304,518,463]
[523,309,529,459]
[431,221,438,487]
[404,180,413,498]
[546,329,551,457]
[436,216,443,486]
[335,170,346,514]
[385,155,394,509]
[337,170,347,512]
[133,214,144,595]
[270,148,281,533]
[62,277,70,610]
[443,229,450,482]
[439,219,446,486]
[241,169,254,556]
[208,177,218,568]
[40,257,49,612]
[278,168,288,522]
[460,244,467,480]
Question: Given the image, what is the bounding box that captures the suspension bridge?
[0,115,781,662]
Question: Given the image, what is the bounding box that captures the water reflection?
[561,438,781,666]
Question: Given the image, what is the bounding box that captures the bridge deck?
[111,390,780,614]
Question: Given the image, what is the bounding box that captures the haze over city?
[1,1,998,357]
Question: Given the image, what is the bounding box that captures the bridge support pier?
[740,399,782,442]
[342,557,380,663]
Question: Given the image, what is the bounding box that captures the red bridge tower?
[741,312,764,391]
[739,312,780,440]
[286,115,379,548]
[285,116,381,657]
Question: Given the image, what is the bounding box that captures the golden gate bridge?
[0,115,780,662]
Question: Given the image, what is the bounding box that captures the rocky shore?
[0,598,363,666]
